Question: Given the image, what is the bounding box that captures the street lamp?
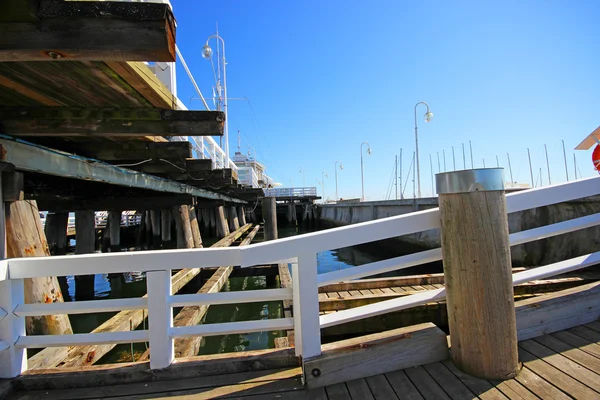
[202,34,230,168]
[414,101,433,198]
[321,171,328,202]
[360,142,372,201]
[335,161,343,201]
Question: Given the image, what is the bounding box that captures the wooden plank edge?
[303,322,449,389]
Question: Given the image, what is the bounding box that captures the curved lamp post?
[202,35,229,168]
[335,161,344,201]
[414,101,433,198]
[360,142,372,201]
[321,171,328,202]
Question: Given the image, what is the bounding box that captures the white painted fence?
[1,176,600,377]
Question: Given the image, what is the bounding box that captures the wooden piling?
[209,207,216,232]
[215,205,230,238]
[150,210,161,249]
[177,205,194,249]
[6,200,73,336]
[160,208,171,245]
[201,207,210,232]
[108,211,121,252]
[144,211,152,250]
[189,205,202,248]
[437,169,519,380]
[262,197,278,240]
[237,206,246,226]
[228,205,240,232]
[45,212,68,255]
[75,210,96,301]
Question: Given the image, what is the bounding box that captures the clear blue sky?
[172,0,600,201]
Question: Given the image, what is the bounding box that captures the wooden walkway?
[8,321,600,399]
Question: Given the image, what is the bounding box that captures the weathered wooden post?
[150,210,161,249]
[6,200,73,336]
[45,212,68,255]
[75,210,96,301]
[215,205,230,238]
[228,205,240,232]
[436,168,519,379]
[189,205,203,248]
[108,211,121,252]
[262,197,278,240]
[177,205,194,249]
[237,206,246,226]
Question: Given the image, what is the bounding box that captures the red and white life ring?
[593,144,600,173]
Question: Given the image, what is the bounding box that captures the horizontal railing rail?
[1,176,600,377]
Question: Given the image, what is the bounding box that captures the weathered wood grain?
[0,1,176,62]
[439,190,519,379]
[304,323,448,388]
[6,200,73,336]
[0,107,225,137]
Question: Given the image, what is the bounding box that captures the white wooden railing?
[1,176,600,377]
[263,187,318,198]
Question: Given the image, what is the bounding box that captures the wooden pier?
[2,2,600,399]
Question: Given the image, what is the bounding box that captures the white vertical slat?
[147,270,173,369]
[292,254,321,359]
[0,279,27,378]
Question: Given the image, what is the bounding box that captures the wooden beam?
[0,107,225,137]
[58,141,193,161]
[0,1,176,62]
[303,323,449,388]
[0,138,245,204]
[318,268,527,293]
[29,193,194,212]
[516,281,600,341]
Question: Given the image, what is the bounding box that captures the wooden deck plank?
[91,376,305,399]
[584,321,600,333]
[11,368,302,400]
[348,290,362,297]
[518,347,598,398]
[365,375,399,399]
[338,291,352,298]
[380,288,395,295]
[404,366,452,400]
[551,330,600,359]
[568,325,600,347]
[384,370,424,400]
[513,366,570,400]
[533,334,600,374]
[390,286,407,293]
[519,340,600,392]
[491,379,539,400]
[325,383,353,400]
[422,362,476,400]
[345,378,375,400]
[442,360,508,400]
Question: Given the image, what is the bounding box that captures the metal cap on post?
[436,168,520,380]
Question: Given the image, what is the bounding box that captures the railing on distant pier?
[1,176,600,377]
[263,187,317,198]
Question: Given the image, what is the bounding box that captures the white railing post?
[147,269,173,369]
[0,279,26,378]
[291,254,321,359]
